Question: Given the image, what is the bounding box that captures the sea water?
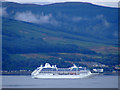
[2,74,118,88]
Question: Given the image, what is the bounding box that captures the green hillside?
[2,2,118,71]
[2,18,118,70]
[3,18,108,54]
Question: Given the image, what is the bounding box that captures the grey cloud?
[0,7,8,17]
[72,17,88,22]
[85,14,111,34]
[113,31,118,37]
[72,17,82,22]
[72,15,110,27]
[95,14,104,19]
[14,11,58,25]
[95,14,110,27]
[103,19,110,27]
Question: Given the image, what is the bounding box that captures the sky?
[2,0,120,7]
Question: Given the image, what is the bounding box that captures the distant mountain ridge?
[2,1,119,8]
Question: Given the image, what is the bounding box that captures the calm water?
[2,74,118,88]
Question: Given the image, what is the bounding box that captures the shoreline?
[1,71,119,76]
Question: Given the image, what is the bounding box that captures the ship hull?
[32,73,92,79]
[31,63,93,79]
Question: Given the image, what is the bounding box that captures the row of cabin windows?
[40,68,86,71]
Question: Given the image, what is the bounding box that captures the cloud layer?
[0,7,8,17]
[14,11,58,25]
[95,14,110,27]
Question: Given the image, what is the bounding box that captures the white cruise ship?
[31,63,92,79]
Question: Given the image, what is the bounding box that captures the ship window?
[41,68,57,71]
[58,68,70,71]
[78,68,85,70]
[71,68,78,71]
[71,68,85,71]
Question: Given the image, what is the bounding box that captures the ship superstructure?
[31,63,92,79]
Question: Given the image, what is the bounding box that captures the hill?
[3,18,98,54]
[2,2,118,70]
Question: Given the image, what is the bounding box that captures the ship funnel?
[73,64,77,68]
[79,66,82,68]
[44,63,51,68]
[52,65,55,68]
[70,64,78,69]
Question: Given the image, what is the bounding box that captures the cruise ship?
[31,63,92,79]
